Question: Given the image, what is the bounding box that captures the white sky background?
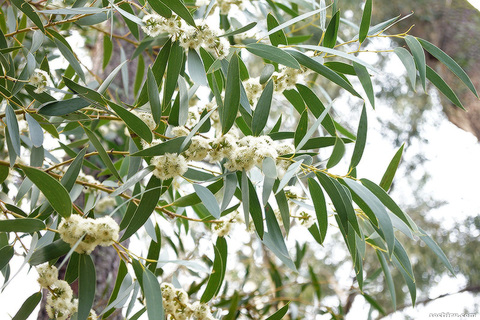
[1,2,480,320]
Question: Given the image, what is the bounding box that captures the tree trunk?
[373,0,480,140]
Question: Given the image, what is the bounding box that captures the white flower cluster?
[273,67,310,93]
[142,14,183,38]
[216,0,245,14]
[213,211,239,237]
[151,153,188,180]
[58,215,119,254]
[96,197,116,213]
[243,77,263,106]
[224,135,278,171]
[296,211,315,228]
[30,69,50,94]
[132,110,157,131]
[179,22,230,59]
[161,283,216,320]
[36,264,97,320]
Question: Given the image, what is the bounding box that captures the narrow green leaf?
[265,302,290,320]
[131,136,186,157]
[108,101,153,143]
[394,47,416,90]
[277,160,304,193]
[148,0,171,17]
[379,144,404,191]
[11,0,44,32]
[103,35,113,70]
[193,184,220,219]
[0,219,45,233]
[54,38,85,83]
[343,178,395,257]
[0,166,9,184]
[287,50,362,98]
[12,292,42,320]
[264,6,329,38]
[426,65,465,110]
[147,68,162,124]
[275,187,290,234]
[267,13,287,46]
[83,126,123,182]
[246,43,300,69]
[118,3,140,39]
[326,136,345,169]
[349,104,368,170]
[29,239,70,265]
[163,42,184,107]
[78,254,96,320]
[221,54,241,134]
[404,35,426,91]
[296,103,333,151]
[159,0,195,26]
[111,166,155,197]
[0,245,14,270]
[38,98,90,116]
[294,111,308,148]
[143,268,164,320]
[323,11,340,48]
[134,55,145,97]
[249,180,264,239]
[418,38,478,98]
[99,61,129,95]
[308,178,328,244]
[220,22,257,37]
[5,105,20,155]
[21,166,72,218]
[353,62,375,108]
[260,64,276,85]
[63,77,104,105]
[377,251,396,310]
[201,237,227,302]
[120,176,162,242]
[252,79,274,136]
[418,227,455,275]
[359,0,372,43]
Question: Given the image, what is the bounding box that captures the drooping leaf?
[418,38,478,98]
[246,43,300,69]
[418,227,455,275]
[11,292,42,320]
[251,79,274,136]
[111,166,155,197]
[394,47,416,90]
[78,254,96,320]
[5,105,20,155]
[249,180,264,238]
[201,237,227,302]
[294,111,308,148]
[308,178,328,244]
[326,136,345,169]
[220,22,257,37]
[11,0,44,32]
[188,49,208,86]
[53,38,85,83]
[426,65,465,110]
[131,137,187,157]
[20,166,72,218]
[404,35,426,91]
[359,0,372,43]
[0,246,14,270]
[159,0,195,26]
[267,13,287,46]
[147,68,162,124]
[265,302,290,320]
[29,239,71,266]
[353,62,375,108]
[377,250,396,310]
[221,54,241,134]
[143,268,164,320]
[323,10,340,48]
[38,98,90,116]
[349,104,368,170]
[193,184,220,219]
[108,101,153,143]
[163,41,184,108]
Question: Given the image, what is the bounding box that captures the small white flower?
[183,136,210,161]
[151,153,188,180]
[30,69,49,93]
[297,211,315,228]
[36,264,58,288]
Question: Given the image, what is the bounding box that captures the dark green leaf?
[173,179,224,207]
[5,105,20,155]
[188,49,208,86]
[353,63,375,108]
[78,254,96,320]
[404,35,426,91]
[120,176,162,241]
[426,65,465,110]
[63,77,104,105]
[260,64,275,85]
[418,38,478,98]
[323,11,340,48]
[249,180,264,239]
[287,50,362,98]
[358,0,372,43]
[0,245,14,270]
[221,54,241,134]
[159,0,195,26]
[418,227,455,275]
[252,79,274,136]
[267,14,287,46]
[11,0,44,32]
[108,101,153,143]
[38,98,90,116]
[326,136,345,169]
[308,178,327,244]
[349,104,368,170]
[147,68,162,124]
[103,35,113,70]
[0,166,8,184]
[163,41,184,107]
[0,219,45,233]
[143,268,164,320]
[294,111,308,148]
[12,292,42,320]
[61,148,86,192]
[379,144,404,191]
[131,137,187,157]
[220,22,257,37]
[246,43,300,69]
[29,239,71,266]
[377,251,396,310]
[265,302,289,320]
[193,184,220,219]
[201,237,227,302]
[83,126,123,182]
[21,166,72,218]
[148,0,171,17]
